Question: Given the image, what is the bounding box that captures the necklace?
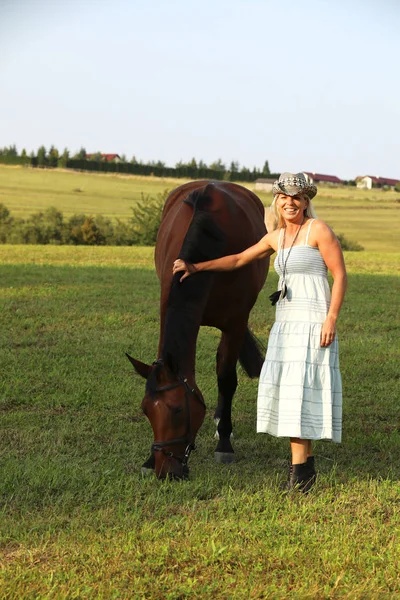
[269,219,304,306]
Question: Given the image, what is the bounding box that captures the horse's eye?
[171,406,183,416]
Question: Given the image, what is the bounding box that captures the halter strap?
[278,228,284,252]
[149,369,205,468]
[305,219,315,245]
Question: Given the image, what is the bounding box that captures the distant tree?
[58,148,70,168]
[230,160,239,172]
[20,148,27,158]
[48,145,59,167]
[89,152,102,162]
[6,144,18,157]
[395,182,400,193]
[130,155,138,164]
[240,166,251,180]
[75,147,87,160]
[209,159,226,172]
[120,154,127,162]
[261,160,271,176]
[188,157,197,169]
[37,146,47,167]
[198,160,208,169]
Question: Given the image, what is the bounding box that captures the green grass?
[0,245,399,598]
[0,165,190,221]
[1,165,399,251]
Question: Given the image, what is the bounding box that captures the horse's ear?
[125,354,152,379]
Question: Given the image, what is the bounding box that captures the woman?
[173,172,347,492]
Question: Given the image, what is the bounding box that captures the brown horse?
[127,180,269,479]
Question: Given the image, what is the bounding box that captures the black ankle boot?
[288,460,317,493]
[288,456,315,482]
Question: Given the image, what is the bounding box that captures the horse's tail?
[239,328,265,378]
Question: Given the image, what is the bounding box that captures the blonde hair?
[267,193,318,230]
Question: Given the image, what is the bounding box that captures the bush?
[0,192,170,246]
[337,234,364,251]
[129,190,169,245]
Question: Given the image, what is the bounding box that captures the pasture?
[1,165,400,251]
[1,240,399,598]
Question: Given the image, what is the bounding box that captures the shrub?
[129,190,169,245]
[337,234,364,251]
[0,192,170,246]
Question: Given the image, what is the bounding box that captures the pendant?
[269,283,287,306]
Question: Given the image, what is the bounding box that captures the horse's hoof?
[214,451,235,464]
[141,466,155,477]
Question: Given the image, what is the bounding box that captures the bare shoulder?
[310,219,336,242]
[312,219,333,234]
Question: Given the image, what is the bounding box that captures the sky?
[0,0,399,180]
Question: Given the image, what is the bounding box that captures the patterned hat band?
[272,172,317,200]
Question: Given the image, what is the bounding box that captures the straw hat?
[272,172,317,200]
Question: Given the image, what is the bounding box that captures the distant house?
[356,175,400,190]
[304,172,342,185]
[255,178,275,192]
[86,153,122,163]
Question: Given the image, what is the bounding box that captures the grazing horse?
[127,180,269,479]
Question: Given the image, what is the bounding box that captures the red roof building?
[356,175,400,189]
[304,172,343,184]
[86,153,121,162]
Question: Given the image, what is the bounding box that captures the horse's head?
[126,354,206,480]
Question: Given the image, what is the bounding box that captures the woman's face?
[276,193,308,224]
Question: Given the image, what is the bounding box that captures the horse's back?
[155,181,269,328]
[155,180,265,272]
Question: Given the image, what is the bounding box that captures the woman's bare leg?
[290,438,309,464]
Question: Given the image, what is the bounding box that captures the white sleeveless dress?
[257,220,342,442]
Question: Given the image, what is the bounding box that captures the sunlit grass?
[0,245,399,597]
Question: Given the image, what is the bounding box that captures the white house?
[356,176,400,190]
[255,178,275,192]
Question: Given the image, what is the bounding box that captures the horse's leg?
[214,329,245,464]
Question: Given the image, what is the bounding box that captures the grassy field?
[0,243,399,598]
[1,165,399,251]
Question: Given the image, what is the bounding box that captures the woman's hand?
[320,316,337,347]
[173,259,197,282]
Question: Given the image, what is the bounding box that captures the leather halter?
[149,361,205,468]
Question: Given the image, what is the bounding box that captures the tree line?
[0,145,276,182]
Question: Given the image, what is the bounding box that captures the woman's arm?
[313,221,348,347]
[173,231,277,282]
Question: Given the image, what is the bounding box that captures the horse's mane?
[160,184,227,372]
